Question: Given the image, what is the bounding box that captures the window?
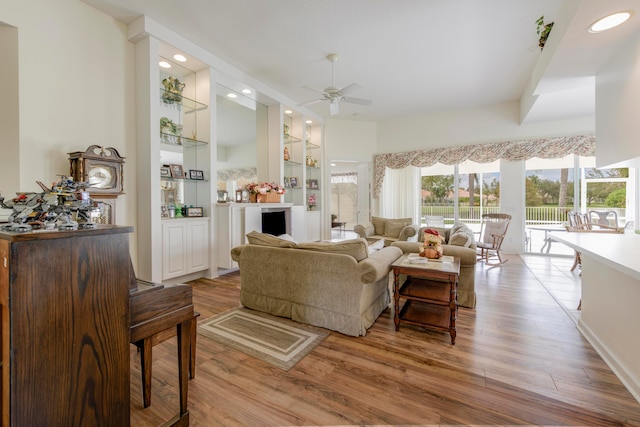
[420,160,500,232]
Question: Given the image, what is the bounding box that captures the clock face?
[88,165,116,189]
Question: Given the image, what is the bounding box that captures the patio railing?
[421,206,626,226]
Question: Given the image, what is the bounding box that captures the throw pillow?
[298,238,368,261]
[448,224,474,248]
[384,220,407,238]
[246,231,298,248]
[277,234,297,243]
[367,239,385,255]
[371,216,386,236]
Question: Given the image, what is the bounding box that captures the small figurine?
[283,147,290,161]
[420,228,444,259]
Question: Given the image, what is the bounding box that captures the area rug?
[198,307,329,371]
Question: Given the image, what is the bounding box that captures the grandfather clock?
[68,145,125,224]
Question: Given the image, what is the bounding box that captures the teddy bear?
[419,228,444,259]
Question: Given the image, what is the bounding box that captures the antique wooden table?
[391,254,460,344]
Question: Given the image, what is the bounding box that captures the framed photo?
[307,179,319,189]
[189,169,204,180]
[170,163,184,178]
[186,207,203,217]
[160,166,171,178]
[164,189,176,205]
[160,205,169,218]
[289,176,298,188]
[283,176,290,188]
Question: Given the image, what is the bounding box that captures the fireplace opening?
[261,211,286,236]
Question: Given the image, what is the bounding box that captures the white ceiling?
[83,0,640,123]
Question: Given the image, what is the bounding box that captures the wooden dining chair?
[565,211,624,310]
[477,213,512,265]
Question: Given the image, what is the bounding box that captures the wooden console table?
[391,254,460,344]
[0,226,133,426]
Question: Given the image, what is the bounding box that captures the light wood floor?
[130,254,640,426]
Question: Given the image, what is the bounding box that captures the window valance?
[217,167,257,181]
[373,134,595,197]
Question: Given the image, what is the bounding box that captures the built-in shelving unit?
[159,59,209,220]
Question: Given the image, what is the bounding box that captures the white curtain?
[380,166,420,223]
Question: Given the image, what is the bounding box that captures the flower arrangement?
[243,182,286,195]
[308,193,316,210]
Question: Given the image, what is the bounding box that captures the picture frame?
[160,166,171,178]
[164,188,176,205]
[289,176,298,188]
[186,207,204,217]
[307,179,319,189]
[170,163,184,178]
[189,169,204,180]
[160,205,169,218]
[283,176,290,188]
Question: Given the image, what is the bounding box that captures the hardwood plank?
[130,258,640,426]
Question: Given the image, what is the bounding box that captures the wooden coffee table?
[391,254,460,344]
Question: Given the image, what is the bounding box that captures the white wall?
[0,0,137,256]
[377,101,594,153]
[0,24,19,203]
[217,143,257,169]
[325,118,377,162]
[596,33,640,168]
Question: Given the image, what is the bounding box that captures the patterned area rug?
[198,307,329,371]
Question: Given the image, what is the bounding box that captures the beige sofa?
[391,223,477,308]
[354,216,418,246]
[230,232,402,336]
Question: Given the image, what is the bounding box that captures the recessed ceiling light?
[159,61,171,69]
[284,110,292,114]
[588,11,633,33]
[331,163,336,167]
[242,88,252,94]
[173,54,187,62]
[305,120,313,124]
[227,93,238,98]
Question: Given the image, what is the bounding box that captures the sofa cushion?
[246,231,298,248]
[383,218,412,238]
[371,216,386,236]
[447,224,474,248]
[298,238,368,262]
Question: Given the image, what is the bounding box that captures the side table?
[391,254,460,344]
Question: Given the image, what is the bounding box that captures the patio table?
[528,225,567,253]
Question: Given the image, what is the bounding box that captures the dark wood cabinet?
[0,226,133,426]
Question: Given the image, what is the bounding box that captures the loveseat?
[230,232,402,336]
[354,216,418,246]
[391,223,477,308]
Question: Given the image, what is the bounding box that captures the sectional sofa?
[230,232,402,336]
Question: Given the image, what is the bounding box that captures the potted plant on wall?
[536,15,554,50]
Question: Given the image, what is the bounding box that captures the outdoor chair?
[588,210,619,228]
[424,215,445,228]
[477,213,512,265]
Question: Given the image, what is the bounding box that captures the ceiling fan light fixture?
[588,11,633,33]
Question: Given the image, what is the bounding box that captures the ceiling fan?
[298,53,372,115]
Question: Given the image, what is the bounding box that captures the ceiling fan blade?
[329,101,340,115]
[338,82,360,95]
[297,99,325,107]
[302,86,326,95]
[342,96,372,105]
